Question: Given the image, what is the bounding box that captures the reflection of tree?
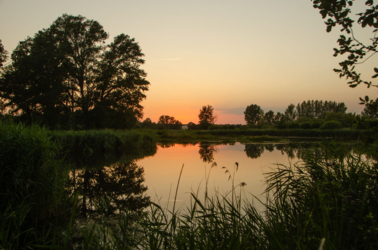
[70,161,150,218]
[244,144,264,159]
[275,144,296,159]
[265,144,274,152]
[199,143,216,163]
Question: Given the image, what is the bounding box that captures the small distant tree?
[244,104,264,125]
[264,110,275,125]
[198,105,217,129]
[274,112,284,124]
[187,122,197,130]
[285,104,297,121]
[141,117,156,129]
[158,115,182,129]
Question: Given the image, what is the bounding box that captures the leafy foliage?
[157,115,182,129]
[198,105,217,129]
[0,14,149,129]
[244,104,264,125]
[361,97,378,118]
[312,0,378,91]
[296,100,347,118]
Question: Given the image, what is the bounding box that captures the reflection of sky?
[137,142,294,212]
[0,0,374,124]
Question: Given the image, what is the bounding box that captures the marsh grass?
[49,129,157,170]
[0,121,71,249]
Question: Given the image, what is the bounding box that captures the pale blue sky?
[0,0,376,124]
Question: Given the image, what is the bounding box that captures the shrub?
[286,121,300,129]
[320,120,343,130]
[311,119,324,128]
[366,119,378,128]
[300,122,312,129]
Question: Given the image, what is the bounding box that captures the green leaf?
[326,25,332,33]
[374,67,378,73]
[365,95,370,102]
[349,84,358,88]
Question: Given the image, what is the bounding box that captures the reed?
[0,121,70,249]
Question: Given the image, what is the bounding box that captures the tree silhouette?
[284,104,297,121]
[198,105,217,129]
[264,110,275,125]
[244,144,264,159]
[244,104,264,125]
[199,143,216,163]
[157,115,182,129]
[0,14,149,129]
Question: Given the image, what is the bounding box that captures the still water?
[138,142,335,211]
[69,141,358,216]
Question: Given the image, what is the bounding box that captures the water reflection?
[244,144,265,159]
[199,143,216,163]
[69,161,150,218]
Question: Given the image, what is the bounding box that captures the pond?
[68,141,362,216]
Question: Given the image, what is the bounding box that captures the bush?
[286,121,300,129]
[311,119,324,129]
[300,122,312,129]
[320,120,343,130]
[366,119,378,129]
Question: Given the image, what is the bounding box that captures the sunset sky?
[1,0,377,124]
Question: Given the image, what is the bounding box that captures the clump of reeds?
[0,121,70,249]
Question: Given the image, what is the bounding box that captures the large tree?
[0,14,149,129]
[311,0,377,97]
[244,104,264,125]
[198,105,217,129]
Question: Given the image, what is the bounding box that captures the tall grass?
[0,121,70,249]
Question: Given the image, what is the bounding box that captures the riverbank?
[149,128,375,143]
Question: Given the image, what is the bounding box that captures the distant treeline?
[140,100,378,131]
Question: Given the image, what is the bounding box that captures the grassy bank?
[49,129,157,168]
[150,128,375,143]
